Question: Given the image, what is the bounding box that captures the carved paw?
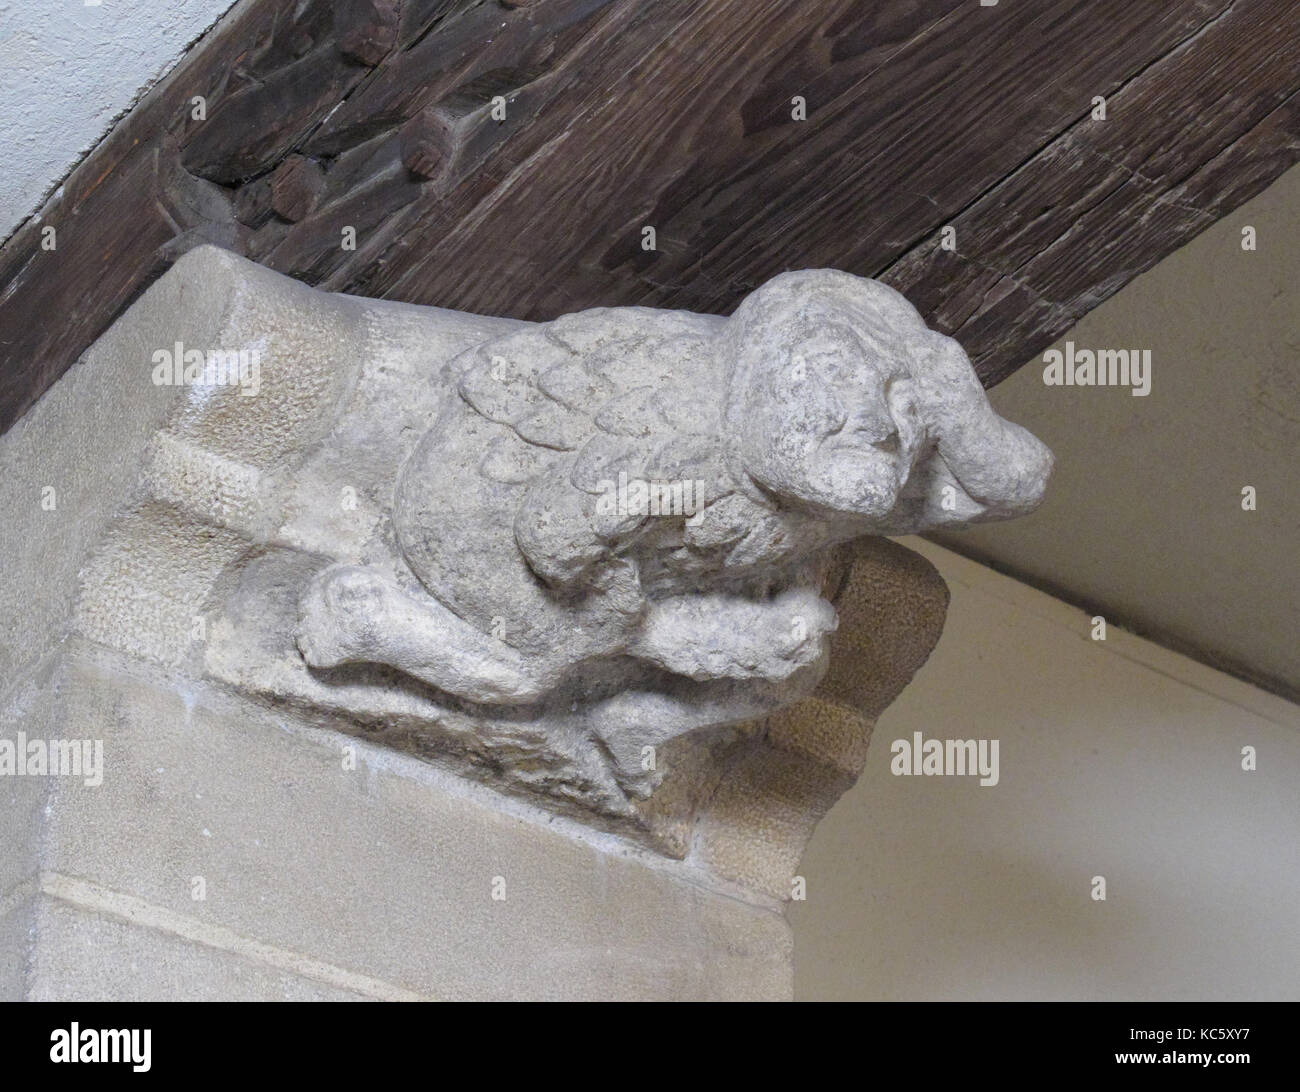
[771,592,839,670]
[633,588,838,682]
[295,564,391,668]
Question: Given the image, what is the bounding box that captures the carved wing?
[454,309,751,590]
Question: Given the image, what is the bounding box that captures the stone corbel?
[71,247,1051,886]
[1,246,1049,998]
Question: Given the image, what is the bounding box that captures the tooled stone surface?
[52,247,1049,867]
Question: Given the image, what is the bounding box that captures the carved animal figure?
[295,270,1051,711]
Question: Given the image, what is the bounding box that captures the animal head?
[722,269,1049,526]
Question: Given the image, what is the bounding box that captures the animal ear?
[929,417,1054,524]
[895,455,990,528]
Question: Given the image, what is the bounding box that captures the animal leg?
[630,586,837,682]
[295,564,560,703]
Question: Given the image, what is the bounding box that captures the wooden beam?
[2,0,1298,434]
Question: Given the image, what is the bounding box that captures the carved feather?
[453,310,756,592]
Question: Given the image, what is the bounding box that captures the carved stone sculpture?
[293,268,1051,781]
[37,247,1049,881]
[0,247,1054,997]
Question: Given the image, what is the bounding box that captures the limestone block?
[26,901,380,1003]
[18,645,790,1000]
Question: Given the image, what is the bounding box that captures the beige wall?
[933,163,1300,700]
[792,539,1300,1001]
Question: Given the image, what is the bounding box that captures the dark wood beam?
[2,0,1298,434]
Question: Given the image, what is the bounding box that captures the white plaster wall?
[0,0,236,243]
[792,539,1300,1000]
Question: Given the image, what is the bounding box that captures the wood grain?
[2,0,1297,434]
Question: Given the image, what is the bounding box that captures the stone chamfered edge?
[0,245,949,999]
